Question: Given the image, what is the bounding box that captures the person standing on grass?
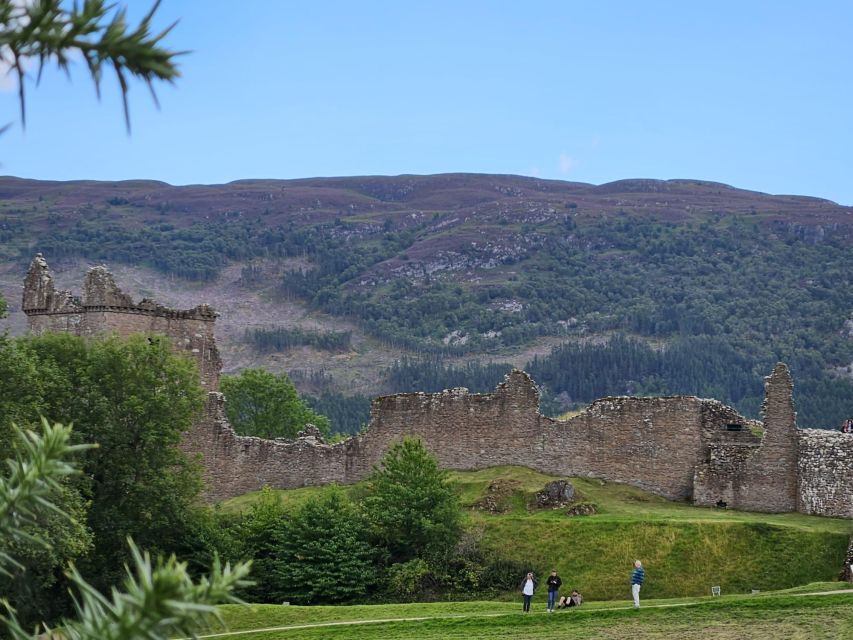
[546,569,562,612]
[631,560,645,608]
[520,572,537,613]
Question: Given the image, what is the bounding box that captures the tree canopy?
[0,420,250,639]
[0,333,206,591]
[362,438,462,563]
[220,368,331,439]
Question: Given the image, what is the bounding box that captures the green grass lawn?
[209,588,853,639]
[220,466,852,599]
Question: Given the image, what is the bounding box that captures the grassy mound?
[221,466,851,599]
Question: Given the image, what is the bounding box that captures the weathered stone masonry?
[20,256,853,527]
[22,254,221,391]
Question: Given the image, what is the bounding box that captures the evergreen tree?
[273,490,379,604]
[362,439,461,563]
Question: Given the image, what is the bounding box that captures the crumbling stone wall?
[693,364,800,513]
[358,375,750,502]
[798,429,853,518]
[185,394,360,498]
[196,369,764,503]
[21,254,221,391]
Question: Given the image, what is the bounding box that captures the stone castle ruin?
[22,254,221,391]
[19,256,853,527]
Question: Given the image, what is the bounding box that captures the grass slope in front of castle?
[223,466,850,601]
[216,589,853,640]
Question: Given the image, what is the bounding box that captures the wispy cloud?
[558,152,576,175]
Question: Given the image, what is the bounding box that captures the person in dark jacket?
[631,560,645,608]
[519,572,537,612]
[546,569,562,612]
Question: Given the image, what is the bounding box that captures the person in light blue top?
[631,560,645,608]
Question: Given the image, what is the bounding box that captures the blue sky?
[2,1,852,203]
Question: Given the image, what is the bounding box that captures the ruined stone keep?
[20,255,853,521]
[22,254,221,391]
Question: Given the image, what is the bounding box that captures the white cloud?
[558,153,576,175]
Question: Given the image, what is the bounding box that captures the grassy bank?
[212,588,853,639]
[220,466,851,599]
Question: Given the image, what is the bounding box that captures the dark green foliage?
[231,487,379,605]
[247,327,352,353]
[526,334,853,427]
[480,558,535,592]
[0,483,93,625]
[382,356,513,394]
[30,222,241,280]
[387,559,436,597]
[273,490,380,604]
[305,392,372,435]
[362,439,462,564]
[0,333,206,591]
[220,368,331,438]
[231,487,289,605]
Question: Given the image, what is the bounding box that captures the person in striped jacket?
[631,560,645,608]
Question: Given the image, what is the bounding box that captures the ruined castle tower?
[21,254,222,391]
[692,363,799,513]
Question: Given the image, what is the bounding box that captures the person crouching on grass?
[519,572,537,613]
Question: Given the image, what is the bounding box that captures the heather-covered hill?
[1,173,851,431]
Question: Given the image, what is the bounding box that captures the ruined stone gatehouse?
[19,255,853,525]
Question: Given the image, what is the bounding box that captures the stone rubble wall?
[195,369,760,504]
[798,429,853,518]
[185,394,359,500]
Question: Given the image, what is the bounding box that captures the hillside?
[1,173,852,429]
[222,467,850,601]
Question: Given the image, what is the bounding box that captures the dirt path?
[185,589,853,639]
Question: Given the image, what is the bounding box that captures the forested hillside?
[1,174,851,430]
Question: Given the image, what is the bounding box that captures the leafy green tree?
[362,439,461,564]
[0,419,250,640]
[221,368,331,438]
[273,489,379,604]
[1,333,205,589]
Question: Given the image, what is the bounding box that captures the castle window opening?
[725,423,744,432]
